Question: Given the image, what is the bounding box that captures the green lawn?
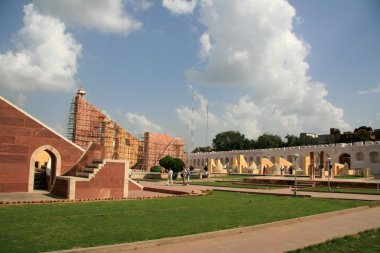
[289,228,380,253]
[301,187,380,195]
[191,181,286,189]
[0,192,375,253]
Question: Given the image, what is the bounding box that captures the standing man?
[186,167,191,185]
[167,168,174,186]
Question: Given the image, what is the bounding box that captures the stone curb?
[143,187,191,195]
[0,192,206,206]
[298,189,380,196]
[212,188,312,198]
[48,206,371,253]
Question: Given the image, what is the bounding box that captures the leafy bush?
[150,166,161,173]
[159,156,173,170]
[159,156,185,173]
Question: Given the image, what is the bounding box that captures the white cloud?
[176,85,219,146]
[0,4,81,100]
[162,0,197,15]
[33,0,142,35]
[358,83,380,95]
[186,0,350,138]
[221,96,262,138]
[199,32,212,60]
[176,85,218,129]
[125,112,163,133]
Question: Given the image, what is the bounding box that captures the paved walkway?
[0,188,174,204]
[139,180,380,201]
[53,205,380,253]
[0,190,63,202]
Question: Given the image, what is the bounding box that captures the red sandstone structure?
[67,89,142,165]
[67,88,184,171]
[0,96,131,199]
[0,90,185,198]
[144,132,185,170]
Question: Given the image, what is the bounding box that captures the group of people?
[181,167,191,185]
[263,165,295,175]
[166,167,191,186]
[279,165,294,175]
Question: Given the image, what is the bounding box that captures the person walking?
[186,167,191,185]
[167,168,174,186]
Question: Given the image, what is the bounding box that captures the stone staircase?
[75,159,104,180]
[291,181,316,191]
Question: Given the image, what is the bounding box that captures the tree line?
[192,131,300,153]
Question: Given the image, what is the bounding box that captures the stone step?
[92,159,103,164]
[86,163,100,168]
[82,167,97,173]
[76,171,91,178]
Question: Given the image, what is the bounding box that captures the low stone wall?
[131,172,166,180]
[314,180,377,189]
[243,178,301,187]
[75,161,126,199]
[348,168,372,177]
[50,177,70,198]
[243,177,378,189]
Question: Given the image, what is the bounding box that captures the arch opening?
[339,153,351,169]
[370,151,379,163]
[29,145,61,193]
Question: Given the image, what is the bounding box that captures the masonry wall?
[50,177,70,198]
[72,95,141,166]
[144,132,185,171]
[188,142,380,175]
[75,161,126,199]
[0,97,84,193]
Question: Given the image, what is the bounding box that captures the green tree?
[159,156,173,170]
[158,156,184,173]
[150,166,162,172]
[171,157,185,173]
[284,134,300,147]
[212,131,251,151]
[192,146,213,153]
[254,133,284,149]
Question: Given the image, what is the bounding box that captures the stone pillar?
[320,151,325,178]
[310,152,314,180]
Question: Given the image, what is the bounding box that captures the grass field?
[301,187,380,195]
[191,181,286,189]
[289,228,380,253]
[0,191,375,253]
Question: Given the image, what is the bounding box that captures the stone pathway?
[139,180,380,201]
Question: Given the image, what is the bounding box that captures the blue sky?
[0,0,379,151]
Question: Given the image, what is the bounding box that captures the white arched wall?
[29,145,62,192]
[187,142,380,175]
